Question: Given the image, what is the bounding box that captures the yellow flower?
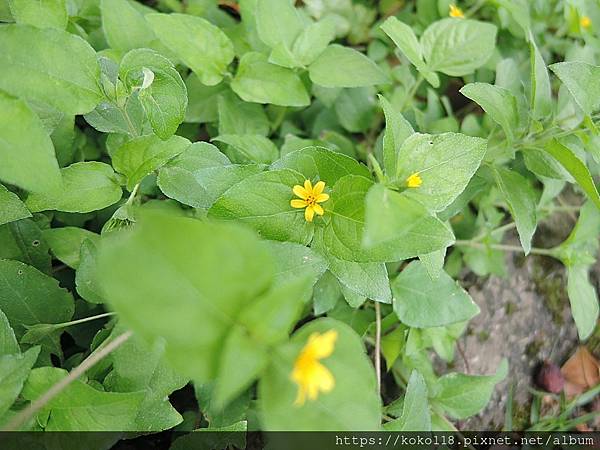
[290,180,330,222]
[291,330,338,406]
[449,4,465,18]
[406,172,423,188]
[581,15,592,29]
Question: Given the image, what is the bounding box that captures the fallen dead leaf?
[561,346,600,398]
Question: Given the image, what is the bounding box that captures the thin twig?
[2,330,133,431]
[454,240,556,257]
[456,340,471,374]
[374,301,382,396]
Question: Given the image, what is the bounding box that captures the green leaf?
[432,359,508,419]
[292,18,336,67]
[231,52,310,107]
[550,61,600,116]
[567,265,599,341]
[421,19,497,77]
[380,16,439,87]
[0,93,62,194]
[75,239,105,304]
[42,227,100,269]
[146,13,234,86]
[392,261,479,328]
[0,260,74,337]
[543,139,600,209]
[217,90,270,136]
[97,213,275,382]
[112,135,191,190]
[530,39,552,120]
[271,146,371,185]
[8,0,67,29]
[313,271,342,315]
[259,318,381,430]
[104,324,188,431]
[309,45,389,88]
[213,134,279,165]
[84,96,145,136]
[397,132,488,212]
[22,366,145,431]
[0,346,40,418]
[209,169,314,244]
[119,49,188,139]
[26,162,122,213]
[101,0,155,51]
[384,370,430,431]
[0,184,31,226]
[0,219,52,274]
[460,83,519,142]
[493,167,538,254]
[0,25,101,115]
[322,177,454,262]
[157,143,263,209]
[256,0,303,51]
[0,309,19,356]
[379,95,414,177]
[185,76,226,123]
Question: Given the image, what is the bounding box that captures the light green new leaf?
[42,227,100,269]
[22,366,144,431]
[0,93,62,194]
[97,214,275,382]
[363,184,454,254]
[392,261,479,328]
[493,167,538,254]
[0,260,74,337]
[157,143,263,209]
[101,0,155,51]
[309,45,389,88]
[0,346,40,418]
[397,132,487,212]
[8,0,67,29]
[380,17,439,87]
[421,19,497,77]
[550,62,600,115]
[259,318,381,430]
[567,265,599,341]
[460,83,519,142]
[256,0,303,51]
[104,324,188,431]
[0,25,101,115]
[0,184,31,226]
[213,134,279,165]
[543,139,600,209]
[379,95,414,176]
[147,13,234,86]
[26,162,122,213]
[384,370,430,431]
[119,49,187,139]
[530,39,552,120]
[232,52,310,107]
[271,146,371,185]
[292,18,336,67]
[432,359,508,419]
[112,135,191,190]
[209,169,314,244]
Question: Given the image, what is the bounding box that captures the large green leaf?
[26,162,122,213]
[308,45,389,88]
[256,0,303,51]
[147,13,234,87]
[8,0,67,29]
[550,61,600,116]
[0,93,62,194]
[0,184,31,226]
[396,132,487,212]
[0,25,101,115]
[567,265,599,341]
[384,370,430,431]
[101,0,155,51]
[0,309,19,356]
[0,219,52,274]
[530,39,552,121]
[112,135,191,190]
[231,52,310,107]
[0,346,39,418]
[213,134,278,165]
[259,318,381,430]
[22,366,145,431]
[42,227,100,269]
[379,95,414,176]
[421,19,497,77]
[391,261,479,328]
[209,169,314,244]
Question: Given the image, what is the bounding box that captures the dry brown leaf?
[561,346,600,398]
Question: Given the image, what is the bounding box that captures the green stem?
[126,183,140,205]
[454,240,556,257]
[53,312,116,331]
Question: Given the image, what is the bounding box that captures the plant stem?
[374,301,382,396]
[399,75,423,112]
[454,240,556,257]
[125,183,140,206]
[2,330,133,431]
[52,312,116,330]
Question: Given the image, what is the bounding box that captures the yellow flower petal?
[313,181,325,196]
[293,184,309,200]
[306,330,338,359]
[449,4,464,18]
[291,199,307,208]
[581,16,592,29]
[406,172,423,188]
[312,203,324,216]
[316,193,329,203]
[304,179,313,192]
[305,205,315,222]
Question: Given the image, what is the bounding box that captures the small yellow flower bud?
[449,4,465,18]
[406,172,423,188]
[581,16,592,29]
